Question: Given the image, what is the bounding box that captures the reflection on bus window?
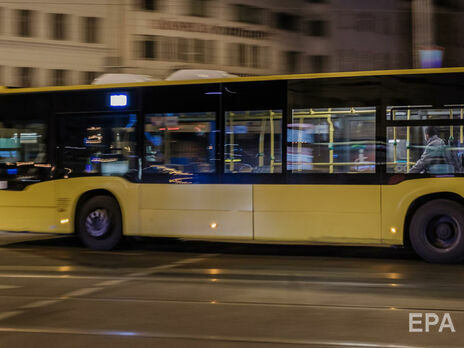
[144,112,216,175]
[289,107,376,173]
[387,106,462,120]
[61,114,137,177]
[387,124,464,174]
[0,120,48,184]
[225,110,282,174]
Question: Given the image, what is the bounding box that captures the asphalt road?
[0,232,462,347]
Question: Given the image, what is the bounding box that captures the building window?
[309,55,328,73]
[306,20,328,37]
[288,107,376,173]
[82,71,98,84]
[238,44,247,67]
[229,44,264,68]
[17,9,34,37]
[17,67,34,88]
[194,39,205,63]
[141,36,158,59]
[234,4,263,25]
[0,8,4,35]
[205,40,215,64]
[275,13,300,32]
[138,0,158,11]
[50,13,68,40]
[51,69,67,86]
[177,38,189,62]
[189,0,210,17]
[82,17,100,43]
[284,51,301,73]
[354,13,375,32]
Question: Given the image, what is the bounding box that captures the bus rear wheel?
[410,199,464,263]
[77,195,122,250]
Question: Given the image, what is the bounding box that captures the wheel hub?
[85,209,110,237]
[426,215,459,250]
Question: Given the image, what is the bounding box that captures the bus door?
[140,84,253,239]
[0,94,56,232]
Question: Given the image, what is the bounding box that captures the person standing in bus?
[408,126,455,174]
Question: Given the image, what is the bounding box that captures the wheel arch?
[73,189,122,235]
[403,192,464,247]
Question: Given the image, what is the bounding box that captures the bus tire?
[410,199,464,263]
[77,195,122,250]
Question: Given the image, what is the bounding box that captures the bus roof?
[2,67,464,95]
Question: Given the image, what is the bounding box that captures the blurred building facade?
[0,0,462,87]
[0,0,113,87]
[121,0,333,78]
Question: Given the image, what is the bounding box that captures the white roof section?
[165,69,237,81]
[91,73,158,85]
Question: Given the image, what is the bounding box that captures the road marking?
[61,287,104,298]
[0,326,422,347]
[0,272,432,289]
[0,266,75,272]
[95,279,126,287]
[0,253,221,323]
[20,299,62,309]
[83,251,143,256]
[0,285,21,290]
[0,311,23,321]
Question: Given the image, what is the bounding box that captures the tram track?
[0,293,463,314]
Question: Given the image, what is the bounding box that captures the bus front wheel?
[410,199,464,263]
[77,195,122,250]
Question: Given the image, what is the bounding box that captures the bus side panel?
[55,177,139,236]
[254,185,381,244]
[139,184,253,239]
[0,181,56,232]
[381,178,464,245]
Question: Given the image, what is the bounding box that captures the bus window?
[0,119,48,185]
[224,110,282,173]
[288,107,376,173]
[60,114,137,177]
[387,125,464,174]
[387,106,460,120]
[144,112,216,175]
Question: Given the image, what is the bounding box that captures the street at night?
[0,232,462,347]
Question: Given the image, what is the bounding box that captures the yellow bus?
[2,68,464,263]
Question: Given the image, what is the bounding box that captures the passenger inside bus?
[408,126,462,174]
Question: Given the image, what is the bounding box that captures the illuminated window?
[288,107,376,173]
[144,112,217,174]
[225,110,282,174]
[387,106,464,174]
[60,114,137,177]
